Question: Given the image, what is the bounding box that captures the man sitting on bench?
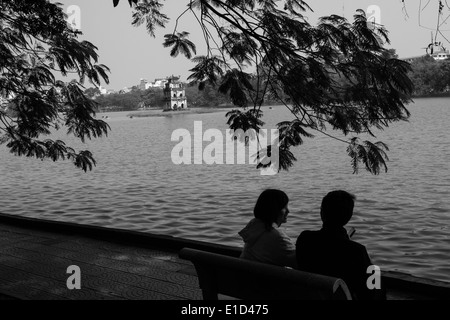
[296,190,385,300]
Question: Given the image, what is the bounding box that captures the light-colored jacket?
[238,218,297,268]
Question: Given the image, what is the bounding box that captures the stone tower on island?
[163,76,188,111]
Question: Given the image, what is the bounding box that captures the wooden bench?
[179,248,352,300]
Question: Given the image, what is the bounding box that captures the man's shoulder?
[297,230,368,251]
[299,230,320,237]
[347,238,369,253]
[296,230,321,244]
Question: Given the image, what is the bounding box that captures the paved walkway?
[0,218,448,300]
[0,222,201,300]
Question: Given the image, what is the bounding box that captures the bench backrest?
[179,248,352,300]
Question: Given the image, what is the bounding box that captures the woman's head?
[254,189,289,230]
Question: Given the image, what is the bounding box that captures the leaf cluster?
[114,0,414,174]
[1,0,110,171]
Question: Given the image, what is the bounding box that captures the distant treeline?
[408,55,450,97]
[86,85,229,111]
[86,81,284,112]
[86,54,450,112]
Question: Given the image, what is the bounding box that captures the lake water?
[1,98,449,283]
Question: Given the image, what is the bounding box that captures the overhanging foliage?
[0,0,110,171]
[2,0,414,174]
[117,0,413,174]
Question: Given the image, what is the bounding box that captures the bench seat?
[179,247,352,300]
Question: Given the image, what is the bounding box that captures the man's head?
[320,190,356,228]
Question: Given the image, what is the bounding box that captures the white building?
[98,86,108,95]
[143,78,169,89]
[152,78,168,88]
[137,77,171,90]
[119,87,132,94]
[431,49,450,60]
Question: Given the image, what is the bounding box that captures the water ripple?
[1,100,449,283]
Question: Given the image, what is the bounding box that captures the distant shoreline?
[100,95,450,118]
[125,107,233,118]
[124,105,283,118]
[412,93,450,98]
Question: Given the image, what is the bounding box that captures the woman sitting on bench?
[238,189,297,268]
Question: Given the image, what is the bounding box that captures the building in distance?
[139,77,170,90]
[163,75,188,111]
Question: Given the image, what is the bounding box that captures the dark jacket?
[296,227,383,300]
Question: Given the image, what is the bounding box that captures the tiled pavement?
[0,223,202,300]
[1,219,449,300]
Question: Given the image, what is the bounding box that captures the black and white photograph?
[0,0,449,309]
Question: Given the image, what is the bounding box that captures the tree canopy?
[0,0,110,171]
[118,0,413,174]
[1,0,414,174]
[91,84,231,111]
[408,55,450,96]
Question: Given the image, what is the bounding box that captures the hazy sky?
[55,0,450,90]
